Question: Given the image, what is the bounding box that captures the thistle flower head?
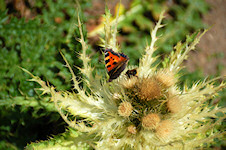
[142,113,161,130]
[26,9,226,150]
[138,77,162,101]
[118,101,133,117]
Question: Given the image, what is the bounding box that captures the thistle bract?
[26,10,226,150]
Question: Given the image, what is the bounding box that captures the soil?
[185,0,226,76]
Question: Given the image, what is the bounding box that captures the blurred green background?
[0,0,225,149]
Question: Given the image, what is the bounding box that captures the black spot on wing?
[107,65,111,68]
[113,62,117,65]
[105,59,110,64]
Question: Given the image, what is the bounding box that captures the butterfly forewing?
[105,49,120,72]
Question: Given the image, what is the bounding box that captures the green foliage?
[0,2,80,99]
[0,0,91,149]
[0,97,63,150]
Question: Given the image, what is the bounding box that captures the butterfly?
[126,69,138,78]
[104,49,129,82]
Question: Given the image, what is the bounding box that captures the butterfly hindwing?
[104,49,129,82]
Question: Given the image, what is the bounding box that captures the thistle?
[25,9,226,150]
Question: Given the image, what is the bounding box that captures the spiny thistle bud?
[127,125,137,134]
[118,101,133,117]
[142,113,161,130]
[156,120,173,141]
[138,77,162,101]
[155,70,176,88]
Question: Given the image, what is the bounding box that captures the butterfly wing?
[104,49,129,82]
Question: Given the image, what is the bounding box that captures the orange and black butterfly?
[104,49,129,82]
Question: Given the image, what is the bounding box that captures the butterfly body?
[104,49,129,82]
